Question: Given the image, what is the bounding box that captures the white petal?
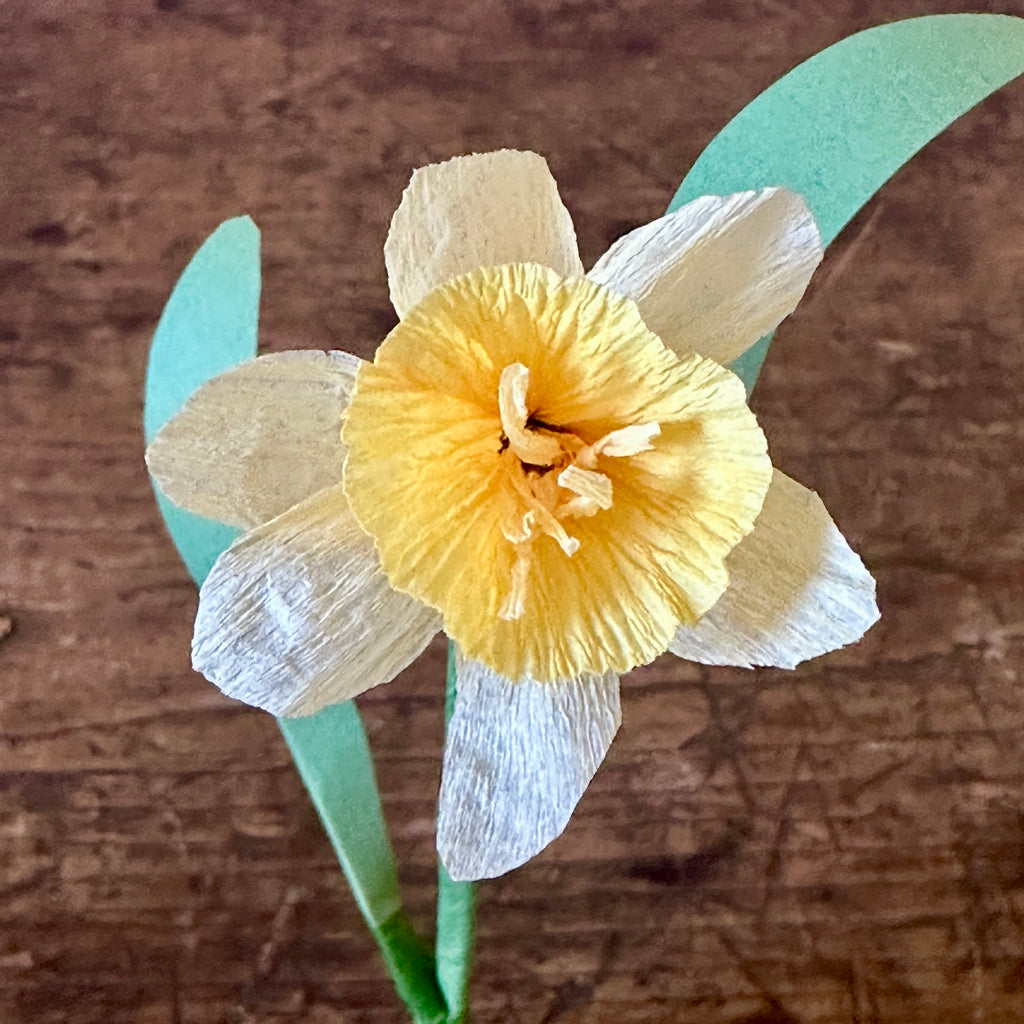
[588,189,822,366]
[384,149,583,318]
[669,470,879,669]
[437,653,620,881]
[146,350,361,529]
[192,483,441,717]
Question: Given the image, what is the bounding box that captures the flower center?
[495,362,659,621]
[342,262,771,683]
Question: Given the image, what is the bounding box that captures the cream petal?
[668,470,879,669]
[146,350,361,530]
[192,483,441,717]
[588,189,822,366]
[384,149,584,318]
[437,653,620,881]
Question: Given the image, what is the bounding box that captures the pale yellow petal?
[588,189,822,365]
[384,150,583,318]
[192,483,441,717]
[438,651,620,881]
[146,350,360,529]
[669,470,879,668]
[343,263,772,682]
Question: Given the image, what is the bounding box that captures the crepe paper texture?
[341,260,777,686]
[438,652,621,881]
[386,149,584,317]
[142,14,1024,1023]
[147,349,361,532]
[668,469,878,669]
[191,489,441,717]
[147,154,881,880]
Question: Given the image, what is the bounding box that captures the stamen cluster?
[496,362,659,620]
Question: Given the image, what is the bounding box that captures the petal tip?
[669,472,879,671]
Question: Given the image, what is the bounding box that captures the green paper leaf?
[374,913,449,1024]
[151,487,243,588]
[280,707,449,1023]
[670,13,1024,390]
[144,215,261,441]
[144,216,261,577]
[279,705,403,928]
[143,217,444,1019]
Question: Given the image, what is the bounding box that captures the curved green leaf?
[142,218,447,1021]
[143,216,260,582]
[143,216,262,443]
[670,14,1024,389]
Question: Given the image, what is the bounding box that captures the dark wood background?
[4,2,1024,1021]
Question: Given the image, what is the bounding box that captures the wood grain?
[2,2,1024,1021]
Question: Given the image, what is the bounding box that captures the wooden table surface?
[4,2,1024,1022]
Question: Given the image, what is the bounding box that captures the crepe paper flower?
[146,149,879,882]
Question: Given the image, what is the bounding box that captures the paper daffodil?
[146,149,878,881]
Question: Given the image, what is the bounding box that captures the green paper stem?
[435,644,477,1023]
[670,13,1024,391]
